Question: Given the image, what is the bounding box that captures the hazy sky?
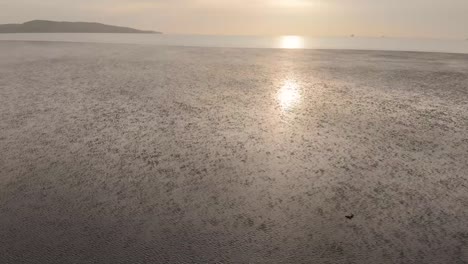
[1,0,467,38]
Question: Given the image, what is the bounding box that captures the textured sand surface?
[0,41,467,263]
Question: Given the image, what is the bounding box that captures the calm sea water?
[0,33,467,54]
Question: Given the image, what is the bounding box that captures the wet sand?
[0,41,467,263]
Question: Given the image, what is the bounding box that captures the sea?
[0,33,467,54]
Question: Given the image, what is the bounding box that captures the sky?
[1,0,467,38]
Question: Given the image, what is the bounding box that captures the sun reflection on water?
[277,79,301,111]
[279,36,305,49]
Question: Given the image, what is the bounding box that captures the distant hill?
[0,20,160,34]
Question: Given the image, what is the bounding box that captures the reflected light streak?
[280,36,305,49]
[277,79,301,111]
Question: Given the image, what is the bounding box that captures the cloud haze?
[1,0,467,38]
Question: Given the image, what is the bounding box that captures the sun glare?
[278,79,301,111]
[280,36,304,49]
[274,0,317,7]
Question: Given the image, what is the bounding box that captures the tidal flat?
[1,41,467,263]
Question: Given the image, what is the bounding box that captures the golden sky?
[1,0,467,38]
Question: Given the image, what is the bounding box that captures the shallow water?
[1,41,467,263]
[0,33,467,53]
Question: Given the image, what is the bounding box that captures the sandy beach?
[1,41,467,263]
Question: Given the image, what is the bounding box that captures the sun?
[274,0,318,7]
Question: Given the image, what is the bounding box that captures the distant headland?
[0,20,161,34]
